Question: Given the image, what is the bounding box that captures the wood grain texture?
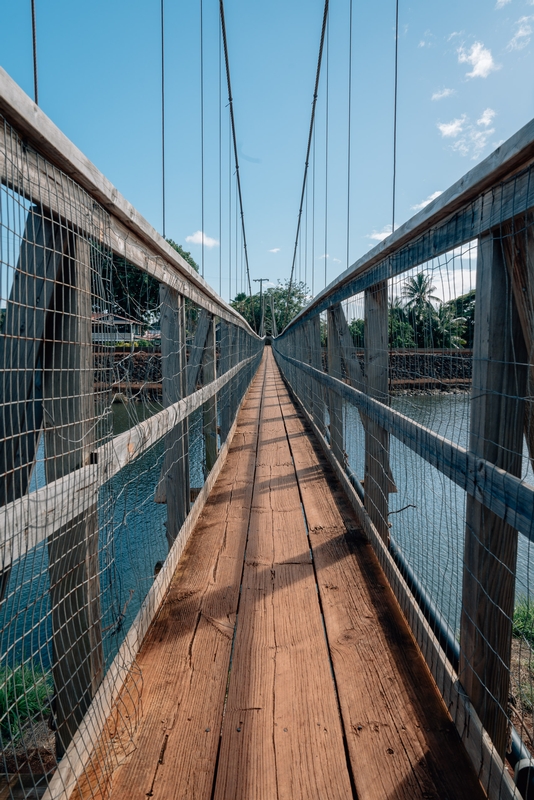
[276,367,487,800]
[213,350,353,800]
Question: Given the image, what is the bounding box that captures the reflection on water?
[345,393,534,632]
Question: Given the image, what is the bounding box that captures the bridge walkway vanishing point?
[75,348,486,800]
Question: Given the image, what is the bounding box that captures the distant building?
[92,312,145,343]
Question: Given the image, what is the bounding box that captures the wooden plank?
[275,357,518,800]
[460,233,527,759]
[0,71,258,335]
[277,368,487,800]
[274,349,534,544]
[364,281,390,544]
[327,307,344,465]
[213,351,353,800]
[43,355,265,800]
[157,287,189,545]
[202,315,218,475]
[219,321,232,443]
[330,303,396,492]
[43,233,103,757]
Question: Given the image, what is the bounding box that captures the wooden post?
[364,280,390,544]
[43,232,103,757]
[159,286,189,548]
[219,321,232,443]
[202,315,218,476]
[501,214,534,472]
[460,232,527,759]
[327,307,344,465]
[186,308,211,396]
[309,315,325,434]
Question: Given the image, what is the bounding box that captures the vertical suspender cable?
[161,0,166,238]
[324,18,329,289]
[220,0,253,299]
[219,26,222,296]
[392,0,399,234]
[200,0,205,277]
[285,0,329,324]
[346,0,353,270]
[31,0,38,105]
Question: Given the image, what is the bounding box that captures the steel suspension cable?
[161,0,166,238]
[219,0,253,299]
[31,0,38,105]
[285,0,329,325]
[392,0,399,233]
[200,0,205,277]
[346,0,353,270]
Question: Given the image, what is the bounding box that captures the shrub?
[513,596,534,648]
[0,663,52,744]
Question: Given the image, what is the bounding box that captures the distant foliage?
[513,596,534,648]
[347,273,475,350]
[231,280,309,334]
[0,663,52,744]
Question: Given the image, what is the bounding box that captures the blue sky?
[2,0,534,302]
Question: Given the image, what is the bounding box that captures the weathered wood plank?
[274,349,534,543]
[277,369,487,800]
[364,281,390,544]
[186,308,211,396]
[42,356,265,800]
[327,307,344,465]
[275,357,518,800]
[213,352,353,800]
[460,233,527,758]
[43,233,104,757]
[202,314,218,475]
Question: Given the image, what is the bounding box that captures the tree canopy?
[230,280,309,334]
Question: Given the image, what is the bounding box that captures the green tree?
[231,280,309,334]
[348,318,365,347]
[401,272,441,348]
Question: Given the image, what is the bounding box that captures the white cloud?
[448,31,463,41]
[367,225,392,242]
[458,42,500,78]
[432,88,455,101]
[268,247,280,253]
[496,0,511,7]
[411,191,443,211]
[333,258,342,263]
[438,112,496,159]
[185,230,219,248]
[508,16,534,50]
[320,253,329,259]
[437,115,466,137]
[477,107,496,126]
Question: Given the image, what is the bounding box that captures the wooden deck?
[77,348,486,800]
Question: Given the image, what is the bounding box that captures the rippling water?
[345,393,534,632]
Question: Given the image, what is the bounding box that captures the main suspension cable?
[161,0,166,238]
[219,0,253,299]
[392,0,399,233]
[285,0,329,324]
[31,0,38,105]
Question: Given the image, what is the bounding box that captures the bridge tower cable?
[200,0,205,277]
[346,0,353,270]
[219,0,253,300]
[285,0,329,327]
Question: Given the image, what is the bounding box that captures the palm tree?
[433,303,466,349]
[401,273,441,347]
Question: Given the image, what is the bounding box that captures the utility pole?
[253,278,269,337]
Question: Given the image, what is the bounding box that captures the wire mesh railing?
[0,77,262,800]
[274,120,534,800]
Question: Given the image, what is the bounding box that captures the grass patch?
[0,663,52,745]
[513,596,534,648]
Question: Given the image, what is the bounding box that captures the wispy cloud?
[437,110,496,159]
[432,88,455,101]
[448,31,463,41]
[507,16,534,50]
[458,42,500,78]
[268,248,280,253]
[477,107,496,126]
[367,225,393,243]
[437,115,467,137]
[333,258,342,263]
[412,191,443,211]
[418,30,435,47]
[496,0,512,7]
[320,254,329,259]
[185,230,219,248]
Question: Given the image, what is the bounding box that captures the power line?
[285,0,329,324]
[219,0,252,298]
